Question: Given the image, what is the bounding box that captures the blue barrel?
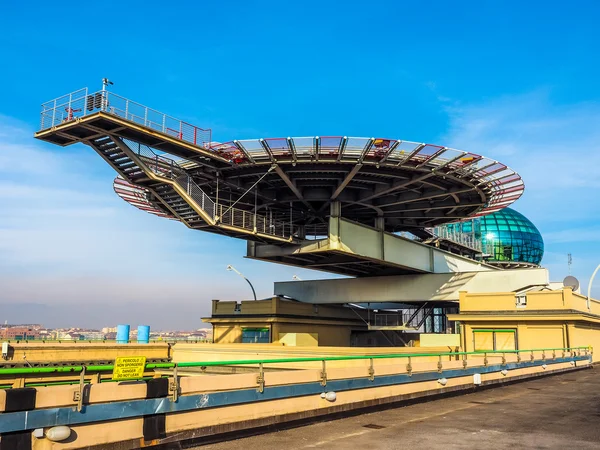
[116,324,130,344]
[137,325,150,344]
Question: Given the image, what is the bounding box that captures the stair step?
[94,137,112,145]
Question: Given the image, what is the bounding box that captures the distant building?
[1,327,40,340]
[81,331,106,340]
[102,327,117,333]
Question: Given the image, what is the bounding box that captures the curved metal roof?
[115,136,524,234]
[209,136,523,218]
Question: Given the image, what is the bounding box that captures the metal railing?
[0,346,591,389]
[429,226,483,252]
[121,140,296,239]
[40,88,212,148]
[175,173,216,220]
[217,205,293,238]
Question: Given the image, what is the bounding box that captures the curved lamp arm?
[226,265,257,301]
[587,264,600,311]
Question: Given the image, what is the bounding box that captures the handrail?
[39,88,212,148]
[0,346,590,377]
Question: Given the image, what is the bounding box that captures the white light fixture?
[45,426,72,442]
[541,364,547,370]
[324,391,337,402]
[501,369,508,376]
[437,378,448,386]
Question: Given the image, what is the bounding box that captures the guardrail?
[0,346,590,389]
[429,226,483,252]
[39,88,212,148]
[122,139,298,239]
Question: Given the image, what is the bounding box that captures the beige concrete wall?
[23,355,585,449]
[273,323,351,347]
[420,333,461,347]
[278,333,319,347]
[0,342,170,363]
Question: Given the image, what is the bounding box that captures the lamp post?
[587,264,600,311]
[226,265,257,301]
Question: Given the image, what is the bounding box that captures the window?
[473,329,516,351]
[241,328,270,343]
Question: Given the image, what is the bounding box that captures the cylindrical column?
[137,325,150,344]
[330,201,341,218]
[116,325,130,344]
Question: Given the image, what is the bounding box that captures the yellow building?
[449,287,599,360]
[203,297,367,347]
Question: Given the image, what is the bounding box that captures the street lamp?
[587,264,600,310]
[226,265,257,301]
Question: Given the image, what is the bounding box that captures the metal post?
[587,263,600,310]
[82,88,88,118]
[52,99,57,126]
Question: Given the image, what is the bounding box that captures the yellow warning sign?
[112,356,147,380]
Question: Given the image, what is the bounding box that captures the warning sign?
[112,356,147,380]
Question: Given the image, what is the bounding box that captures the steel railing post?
[52,99,57,126]
[82,88,88,118]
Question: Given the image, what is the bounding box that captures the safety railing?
[0,346,591,389]
[119,140,295,239]
[216,204,294,238]
[175,173,216,220]
[39,88,212,148]
[429,226,483,252]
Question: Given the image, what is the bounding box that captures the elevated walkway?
[249,217,497,276]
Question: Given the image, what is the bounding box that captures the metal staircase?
[86,136,295,243]
[153,184,206,229]
[89,136,147,183]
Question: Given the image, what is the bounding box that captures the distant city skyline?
[1,1,600,328]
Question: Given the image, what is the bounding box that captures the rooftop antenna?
[102,78,114,91]
[568,253,572,274]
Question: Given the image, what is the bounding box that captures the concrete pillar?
[330,201,341,218]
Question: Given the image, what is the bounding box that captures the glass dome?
[443,208,544,266]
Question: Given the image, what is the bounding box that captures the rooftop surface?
[189,368,599,450]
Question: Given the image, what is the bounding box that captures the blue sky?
[1,1,599,328]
